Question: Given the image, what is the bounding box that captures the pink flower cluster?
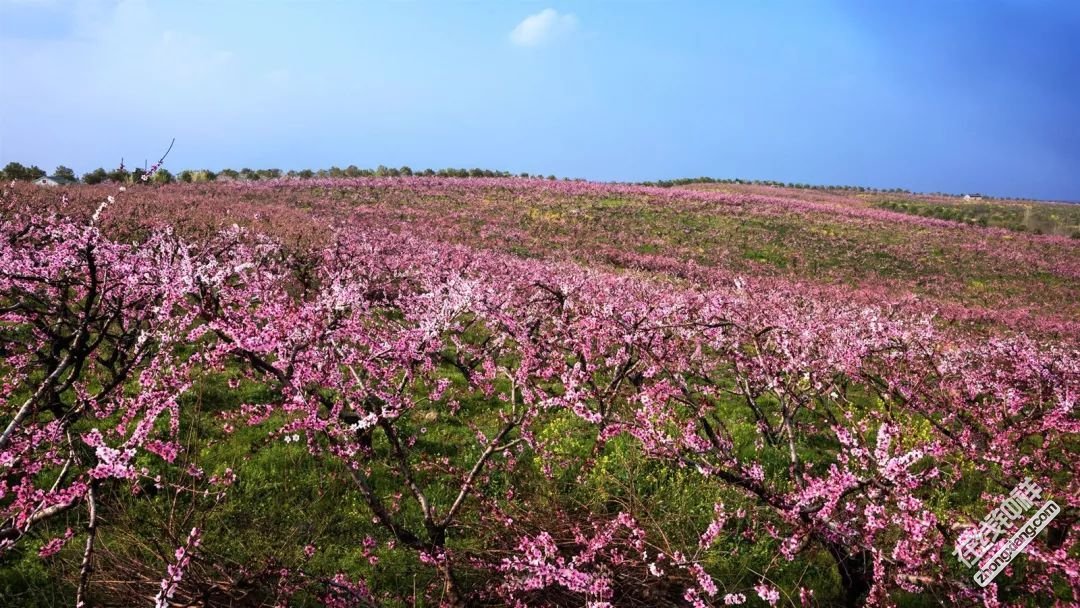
[154,527,201,608]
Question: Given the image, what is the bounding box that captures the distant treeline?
[2,162,567,185]
[5,161,1044,201]
[1,162,50,181]
[636,176,1033,201]
[641,176,925,194]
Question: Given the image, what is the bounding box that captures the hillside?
[1,179,1077,607]
[52,178,1080,336]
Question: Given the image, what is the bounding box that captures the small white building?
[34,175,78,187]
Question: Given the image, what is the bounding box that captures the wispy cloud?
[509,8,578,47]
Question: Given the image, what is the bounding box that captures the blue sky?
[1,1,1078,200]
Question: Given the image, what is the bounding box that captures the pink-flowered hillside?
[49,178,1080,337]
[0,178,1077,608]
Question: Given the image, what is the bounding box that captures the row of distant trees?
[2,162,565,185]
[639,176,1006,199]
[2,161,1010,200]
[640,176,919,194]
[1,162,50,181]
[0,162,143,184]
[201,166,566,181]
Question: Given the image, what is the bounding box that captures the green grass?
[875,197,1080,237]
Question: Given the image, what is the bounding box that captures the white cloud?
[509,8,578,47]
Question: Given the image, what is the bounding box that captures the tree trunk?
[826,543,873,608]
[437,558,466,607]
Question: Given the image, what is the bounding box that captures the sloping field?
[57,178,1080,336]
[1,179,1077,607]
